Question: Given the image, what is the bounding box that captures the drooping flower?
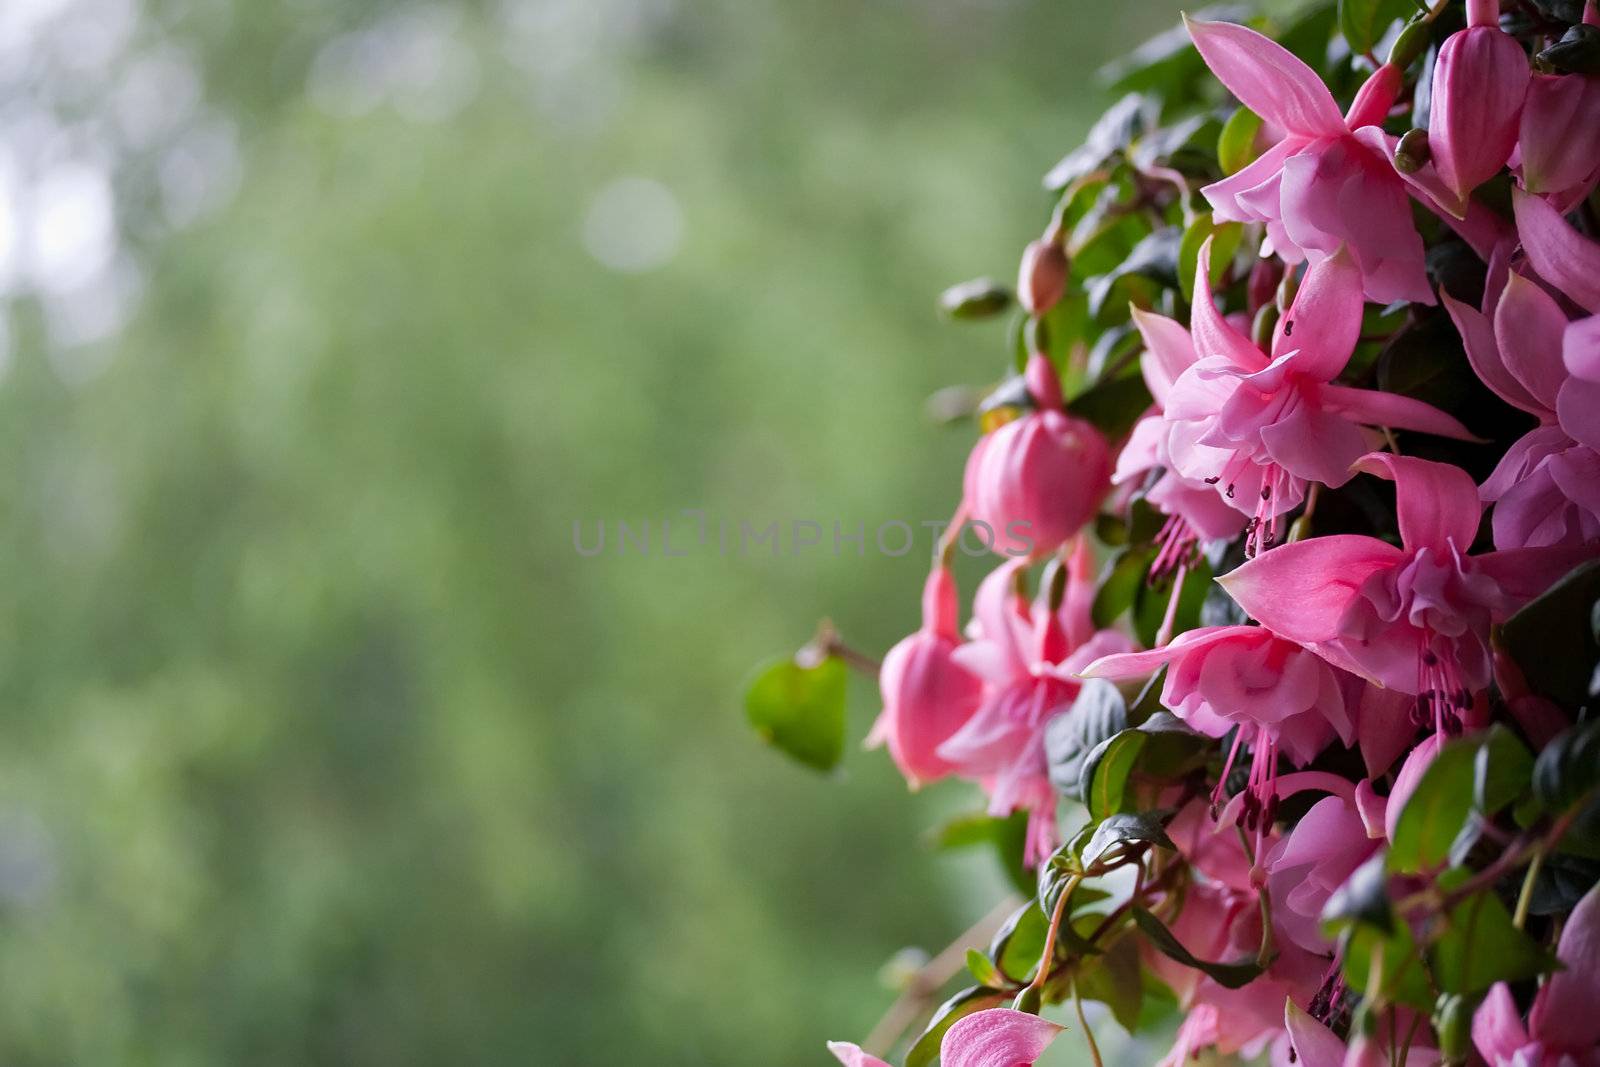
[825,1042,892,1067]
[1425,0,1531,216]
[939,1008,1064,1067]
[1146,239,1474,553]
[1472,882,1600,1067]
[939,541,1136,861]
[963,354,1111,556]
[1219,453,1587,734]
[867,564,985,787]
[1516,70,1600,211]
[1187,19,1431,304]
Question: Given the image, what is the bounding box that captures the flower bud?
[1388,16,1435,70]
[1517,73,1600,206]
[868,566,984,787]
[1010,987,1042,1015]
[1018,239,1069,316]
[1394,129,1432,174]
[963,356,1111,557]
[1538,22,1600,75]
[1429,6,1530,212]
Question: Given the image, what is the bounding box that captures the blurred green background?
[0,0,1191,1063]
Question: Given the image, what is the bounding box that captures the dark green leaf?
[1134,556,1213,649]
[1338,914,1434,1008]
[990,901,1050,984]
[1074,935,1144,1030]
[1067,373,1154,449]
[1132,906,1264,988]
[1044,94,1152,190]
[1340,0,1413,54]
[1429,882,1556,994]
[1046,679,1129,801]
[1389,736,1478,873]
[1531,717,1600,856]
[1526,853,1600,917]
[1085,226,1183,319]
[1093,547,1155,629]
[1097,6,1251,96]
[904,986,1006,1067]
[939,278,1012,320]
[1083,730,1148,818]
[1177,217,1243,301]
[1500,560,1600,708]
[1084,812,1174,868]
[742,655,847,772]
[1474,725,1534,816]
[1321,852,1394,933]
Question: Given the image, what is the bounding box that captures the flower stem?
[1514,846,1547,930]
[1072,980,1105,1067]
[1029,874,1080,995]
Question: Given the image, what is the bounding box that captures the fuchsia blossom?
[963,354,1111,556]
[867,565,984,787]
[1517,73,1600,211]
[1264,777,1386,953]
[1137,239,1473,553]
[1473,883,1600,1067]
[1285,1000,1439,1067]
[1220,453,1584,732]
[825,1042,891,1067]
[938,541,1136,861]
[938,1008,1064,1067]
[1187,19,1431,304]
[1424,0,1530,217]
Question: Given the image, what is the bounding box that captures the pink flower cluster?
[819,5,1600,1066]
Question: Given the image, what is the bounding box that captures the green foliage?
[744,655,848,772]
[1131,907,1266,989]
[1338,0,1415,54]
[1389,737,1480,874]
[1428,879,1556,995]
[1500,561,1600,708]
[1046,678,1131,801]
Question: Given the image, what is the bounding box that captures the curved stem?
[1029,875,1080,995]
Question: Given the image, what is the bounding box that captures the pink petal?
[1557,376,1600,453]
[1442,290,1548,418]
[1270,246,1363,379]
[940,1007,1065,1067]
[1113,413,1166,484]
[1472,984,1530,1066]
[1258,401,1372,487]
[1203,139,1298,226]
[1513,188,1600,313]
[1567,314,1600,382]
[1475,542,1596,606]
[1355,683,1418,778]
[1429,26,1529,208]
[1529,883,1600,1049]
[1184,18,1347,139]
[1078,626,1239,679]
[1493,273,1571,413]
[1217,535,1405,645]
[1386,734,1444,842]
[1190,238,1267,371]
[1132,307,1198,404]
[1352,452,1482,553]
[827,1042,894,1067]
[1285,1000,1349,1067]
[1520,74,1600,199]
[1319,384,1479,440]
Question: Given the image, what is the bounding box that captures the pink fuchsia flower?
[825,1042,891,1067]
[867,565,985,787]
[1516,70,1600,211]
[1187,18,1431,304]
[1219,453,1587,735]
[1472,882,1600,1067]
[1513,187,1600,315]
[1284,1000,1440,1067]
[1264,777,1387,953]
[1151,239,1473,553]
[939,1008,1064,1067]
[963,354,1111,557]
[1425,0,1531,217]
[940,542,1136,861]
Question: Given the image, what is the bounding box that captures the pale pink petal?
[1385,734,1443,842]
[1270,246,1363,379]
[1529,883,1600,1049]
[1203,139,1299,225]
[1442,290,1548,418]
[827,1041,894,1067]
[1513,188,1600,313]
[1185,19,1346,138]
[1352,453,1482,553]
[1355,683,1417,778]
[1217,535,1405,644]
[1060,535,1098,651]
[1079,626,1238,679]
[1520,74,1600,199]
[1557,376,1600,453]
[1132,308,1198,404]
[1319,384,1479,440]
[1286,993,1350,1067]
[1494,273,1571,413]
[1114,413,1166,484]
[940,1007,1065,1067]
[1190,238,1267,370]
[1258,402,1371,487]
[1472,984,1530,1066]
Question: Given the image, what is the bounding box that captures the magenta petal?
[1493,273,1571,413]
[1184,18,1347,139]
[1132,307,1198,404]
[1567,314,1600,382]
[1203,139,1298,225]
[1520,73,1600,198]
[1319,384,1479,440]
[1356,684,1418,778]
[1472,984,1530,1066]
[1429,26,1529,207]
[940,1008,1065,1067]
[1352,452,1482,553]
[1218,535,1404,645]
[1513,188,1600,313]
[1286,998,1349,1067]
[1557,376,1600,453]
[1191,238,1268,370]
[1476,543,1597,605]
[1258,403,1371,488]
[1442,290,1548,417]
[1271,246,1363,379]
[1079,626,1238,679]
[1529,883,1600,1049]
[827,1042,894,1067]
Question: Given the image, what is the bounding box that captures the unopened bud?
[1011,986,1043,1015]
[1388,17,1435,70]
[1018,239,1070,316]
[1394,129,1432,174]
[1433,994,1474,1066]
[1539,23,1600,74]
[1251,303,1279,350]
[939,278,1012,320]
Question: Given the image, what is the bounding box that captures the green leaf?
[930,810,1035,897]
[742,655,847,772]
[1389,736,1478,873]
[1321,852,1394,933]
[939,278,1012,320]
[991,901,1051,983]
[1217,107,1264,176]
[965,948,1004,989]
[1338,913,1434,1008]
[1046,679,1129,801]
[1093,546,1156,629]
[1084,226,1182,320]
[1339,0,1413,54]
[1531,718,1600,856]
[1083,731,1148,819]
[1074,935,1144,1030]
[1429,880,1557,994]
[1066,373,1154,442]
[1083,811,1174,868]
[1500,560,1600,708]
[904,986,1006,1067]
[1131,906,1264,989]
[1474,725,1534,817]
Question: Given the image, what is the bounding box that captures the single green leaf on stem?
[1092,546,1157,629]
[1338,915,1434,1009]
[965,948,1005,990]
[1083,812,1174,869]
[1429,876,1557,994]
[1217,108,1263,177]
[1474,725,1534,817]
[1074,934,1145,1030]
[903,986,1006,1067]
[1389,735,1479,873]
[1500,560,1600,708]
[939,278,1012,320]
[1131,906,1265,988]
[1083,731,1148,819]
[992,901,1051,984]
[1046,678,1129,801]
[1531,717,1600,857]
[743,654,847,772]
[1340,0,1413,54]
